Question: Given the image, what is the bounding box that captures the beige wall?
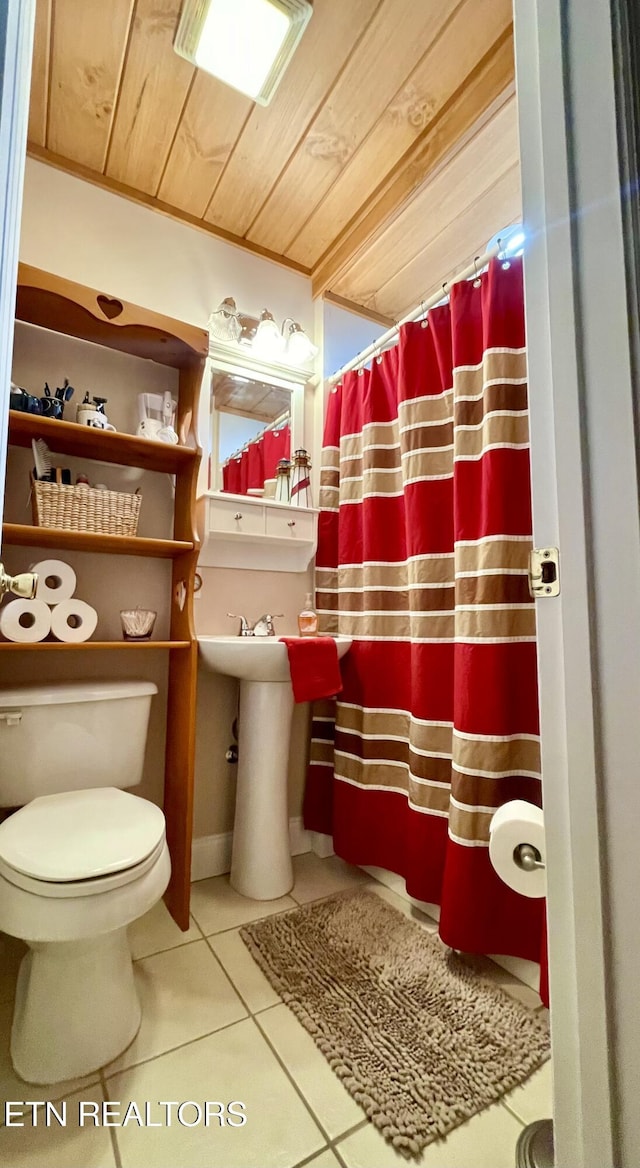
[11,162,319,846]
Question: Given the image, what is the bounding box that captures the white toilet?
[0,679,170,1084]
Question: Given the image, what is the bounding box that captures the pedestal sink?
[198,635,352,900]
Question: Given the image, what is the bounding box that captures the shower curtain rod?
[328,243,502,384]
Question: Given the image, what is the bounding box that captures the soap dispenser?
[298,592,318,636]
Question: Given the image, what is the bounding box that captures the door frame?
[514,0,640,1164]
[0,0,35,540]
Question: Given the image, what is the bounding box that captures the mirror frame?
[207,339,309,494]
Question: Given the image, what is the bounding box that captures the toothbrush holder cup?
[120,609,157,641]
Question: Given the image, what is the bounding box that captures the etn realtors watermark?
[3,1100,247,1127]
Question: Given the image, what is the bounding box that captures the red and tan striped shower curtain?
[305,257,544,965]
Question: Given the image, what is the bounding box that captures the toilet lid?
[0,788,166,882]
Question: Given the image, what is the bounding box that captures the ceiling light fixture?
[174,0,313,106]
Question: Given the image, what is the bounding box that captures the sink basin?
[198,634,352,683]
[197,633,352,902]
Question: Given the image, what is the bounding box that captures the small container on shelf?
[31,478,141,537]
[120,608,157,641]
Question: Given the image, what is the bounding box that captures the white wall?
[322,300,386,380]
[20,159,314,335]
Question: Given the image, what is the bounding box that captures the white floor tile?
[289,854,369,905]
[0,932,26,1005]
[502,1061,553,1126]
[257,1004,364,1140]
[110,1017,325,1168]
[190,875,296,936]
[0,999,99,1125]
[208,929,281,1014]
[127,901,201,961]
[337,1102,524,1167]
[105,940,246,1075]
[0,1086,115,1167]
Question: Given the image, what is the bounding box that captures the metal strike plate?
[529,547,560,597]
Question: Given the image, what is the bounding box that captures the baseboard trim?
[191,817,312,882]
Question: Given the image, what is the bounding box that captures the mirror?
[208,349,307,497]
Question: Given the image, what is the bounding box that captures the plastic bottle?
[298,592,318,636]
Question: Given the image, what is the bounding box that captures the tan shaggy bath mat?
[241,889,550,1158]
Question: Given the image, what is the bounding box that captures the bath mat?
[241,890,550,1159]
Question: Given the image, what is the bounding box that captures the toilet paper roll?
[0,598,52,643]
[50,599,98,643]
[489,799,546,899]
[31,559,77,604]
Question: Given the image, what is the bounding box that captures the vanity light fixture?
[173,0,313,106]
[209,298,317,366]
[208,298,242,343]
[283,319,318,363]
[252,309,286,357]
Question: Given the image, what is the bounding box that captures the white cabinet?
[197,492,317,572]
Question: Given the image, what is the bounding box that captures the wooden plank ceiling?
[28,0,520,323]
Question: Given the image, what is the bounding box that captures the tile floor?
[0,854,552,1168]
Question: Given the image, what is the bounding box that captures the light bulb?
[286,322,318,363]
[252,310,285,357]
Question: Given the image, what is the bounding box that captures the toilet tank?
[0,680,158,806]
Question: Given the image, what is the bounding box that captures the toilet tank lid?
[0,680,158,707]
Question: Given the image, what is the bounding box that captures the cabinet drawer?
[265,509,315,541]
[208,498,264,536]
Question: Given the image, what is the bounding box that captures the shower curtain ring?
[420,301,428,328]
[497,237,511,270]
[473,257,482,288]
[442,280,449,298]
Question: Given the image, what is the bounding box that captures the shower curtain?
[305,257,544,965]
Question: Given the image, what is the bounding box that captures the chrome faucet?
[227,614,254,637]
[252,613,283,637]
[226,613,284,637]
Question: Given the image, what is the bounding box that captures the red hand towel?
[280,637,343,704]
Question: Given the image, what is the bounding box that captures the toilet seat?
[0,787,165,893]
[0,835,167,899]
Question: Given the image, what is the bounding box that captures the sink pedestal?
[231,680,295,900]
[197,634,352,903]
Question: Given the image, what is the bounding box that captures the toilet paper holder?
[514,843,546,872]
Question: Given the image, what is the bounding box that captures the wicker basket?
[31,480,141,537]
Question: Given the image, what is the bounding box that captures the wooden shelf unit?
[8,410,198,473]
[4,263,209,930]
[0,641,191,651]
[2,523,193,559]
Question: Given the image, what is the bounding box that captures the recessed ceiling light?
[174,0,313,106]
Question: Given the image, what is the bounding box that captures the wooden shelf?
[2,523,193,558]
[0,641,190,651]
[8,411,198,473]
